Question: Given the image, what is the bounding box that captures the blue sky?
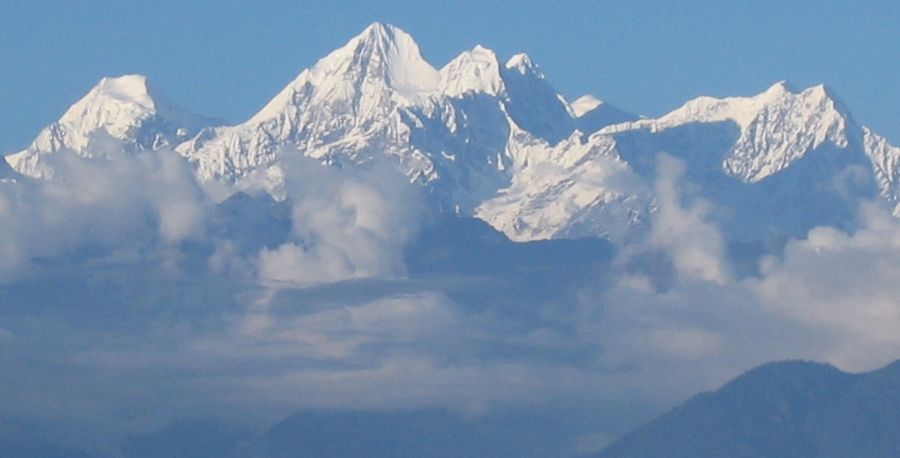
[1,0,898,154]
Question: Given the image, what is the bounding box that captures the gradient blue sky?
[1,0,898,154]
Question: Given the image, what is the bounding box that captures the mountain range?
[4,22,899,243]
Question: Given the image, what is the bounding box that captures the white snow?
[505,53,543,78]
[439,45,506,97]
[864,127,900,213]
[569,95,603,118]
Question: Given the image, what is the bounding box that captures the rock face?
[4,22,900,242]
[595,359,900,458]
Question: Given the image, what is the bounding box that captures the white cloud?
[0,144,209,282]
[648,153,730,284]
[751,203,900,370]
[6,143,900,455]
[257,155,424,285]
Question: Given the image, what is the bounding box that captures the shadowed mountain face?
[596,359,900,458]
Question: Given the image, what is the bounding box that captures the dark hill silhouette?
[597,359,900,458]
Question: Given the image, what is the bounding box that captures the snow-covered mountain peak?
[248,23,438,124]
[6,74,208,178]
[470,44,493,55]
[315,22,439,98]
[179,23,446,190]
[505,53,544,79]
[82,74,154,108]
[496,52,575,143]
[629,81,854,182]
[763,79,795,95]
[438,45,505,97]
[59,74,157,126]
[655,81,848,131]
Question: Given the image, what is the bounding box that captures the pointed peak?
[741,81,850,120]
[440,45,500,68]
[438,45,505,97]
[355,22,403,44]
[804,83,852,118]
[505,53,544,78]
[755,81,848,111]
[748,80,851,114]
[320,22,436,83]
[268,21,439,106]
[325,22,425,64]
[56,74,159,126]
[92,74,155,103]
[7,72,209,179]
[345,22,423,55]
[362,21,390,33]
[446,44,500,63]
[764,80,797,95]
[446,44,500,68]
[806,82,838,99]
[470,44,496,56]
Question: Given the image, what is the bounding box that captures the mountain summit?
[5,74,209,178]
[249,22,440,125]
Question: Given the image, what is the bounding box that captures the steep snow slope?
[501,53,577,144]
[863,127,900,214]
[5,75,209,179]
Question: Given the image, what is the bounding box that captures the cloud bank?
[4,146,900,455]
[257,156,424,285]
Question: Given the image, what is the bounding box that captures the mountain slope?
[596,360,900,458]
